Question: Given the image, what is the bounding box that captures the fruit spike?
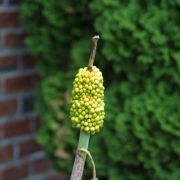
[70,35,102,180]
[70,66,105,134]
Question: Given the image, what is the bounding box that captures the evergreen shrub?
[22,0,180,179]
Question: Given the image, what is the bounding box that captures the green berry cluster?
[70,66,105,134]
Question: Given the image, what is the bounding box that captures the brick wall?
[0,1,68,179]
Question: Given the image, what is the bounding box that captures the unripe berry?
[70,66,105,134]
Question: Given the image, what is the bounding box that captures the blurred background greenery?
[21,0,180,179]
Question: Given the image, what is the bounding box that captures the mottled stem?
[70,131,90,180]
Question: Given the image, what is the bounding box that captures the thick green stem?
[78,131,90,153]
[70,131,90,180]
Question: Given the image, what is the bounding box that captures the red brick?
[32,117,41,131]
[22,95,34,113]
[0,55,18,71]
[0,144,13,163]
[32,158,52,174]
[0,124,3,138]
[21,54,36,69]
[4,32,25,47]
[1,162,29,180]
[4,74,37,93]
[3,118,31,137]
[0,99,17,116]
[0,11,19,27]
[0,79,3,92]
[19,139,41,157]
[24,116,40,132]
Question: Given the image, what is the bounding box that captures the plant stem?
[70,35,100,180]
[88,35,100,71]
[70,131,90,180]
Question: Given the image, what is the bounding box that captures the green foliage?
[21,0,180,179]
